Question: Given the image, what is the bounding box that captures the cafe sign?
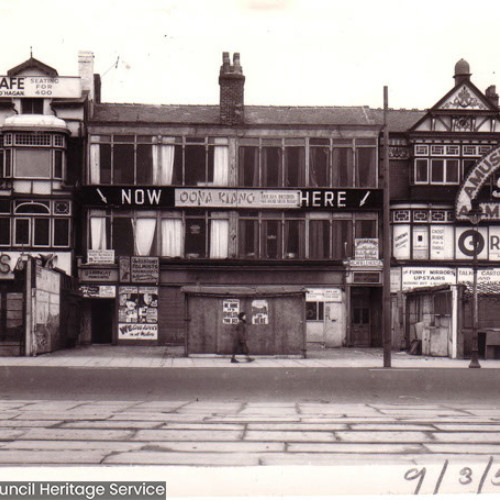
[0,76,82,98]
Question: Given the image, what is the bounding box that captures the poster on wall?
[118,286,158,324]
[118,323,158,340]
[131,257,159,283]
[222,299,240,324]
[251,299,269,325]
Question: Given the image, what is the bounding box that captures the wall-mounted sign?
[306,288,342,302]
[79,268,118,282]
[80,186,382,211]
[223,299,240,324]
[118,323,158,340]
[402,267,456,290]
[300,189,382,210]
[176,189,300,208]
[80,285,116,298]
[251,299,269,325]
[456,145,500,219]
[0,252,72,279]
[87,250,115,265]
[354,238,379,260]
[0,76,82,98]
[131,257,159,283]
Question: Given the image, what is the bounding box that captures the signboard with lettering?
[118,323,158,340]
[354,238,379,260]
[306,288,343,302]
[402,267,456,290]
[0,76,81,98]
[80,186,382,211]
[80,285,116,298]
[223,299,240,324]
[0,252,72,279]
[87,250,115,265]
[131,257,159,283]
[79,268,118,282]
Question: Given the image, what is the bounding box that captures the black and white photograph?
[0,0,500,497]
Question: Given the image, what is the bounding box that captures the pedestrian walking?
[231,312,254,363]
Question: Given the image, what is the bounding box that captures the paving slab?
[349,423,437,431]
[259,453,418,466]
[22,401,83,411]
[0,420,62,428]
[15,412,114,421]
[104,451,260,466]
[59,420,162,429]
[247,423,349,431]
[244,430,336,442]
[140,441,284,452]
[109,412,207,422]
[287,442,427,454]
[434,423,500,431]
[126,401,191,411]
[161,423,245,431]
[20,428,134,441]
[430,432,500,443]
[133,429,243,442]
[0,449,106,465]
[2,440,147,452]
[335,431,430,443]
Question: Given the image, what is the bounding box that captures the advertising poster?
[251,299,269,325]
[222,299,240,324]
[118,286,158,340]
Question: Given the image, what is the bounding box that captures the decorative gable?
[441,85,489,110]
[7,57,58,77]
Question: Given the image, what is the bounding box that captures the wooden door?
[351,288,371,346]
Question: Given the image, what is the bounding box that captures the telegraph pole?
[383,86,392,368]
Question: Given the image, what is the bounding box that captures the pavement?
[1,344,499,368]
[1,345,500,496]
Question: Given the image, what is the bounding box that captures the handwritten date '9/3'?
[404,457,500,495]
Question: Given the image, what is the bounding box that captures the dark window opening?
[310,220,329,259]
[21,99,44,114]
[185,218,207,258]
[0,218,10,245]
[53,219,70,247]
[112,218,134,256]
[136,144,154,184]
[113,144,134,184]
[33,218,50,246]
[309,147,329,187]
[185,146,206,186]
[15,219,30,245]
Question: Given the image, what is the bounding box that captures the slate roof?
[90,102,424,131]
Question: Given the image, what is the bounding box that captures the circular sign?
[458,229,485,257]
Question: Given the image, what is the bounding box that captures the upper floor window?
[239,139,305,187]
[89,135,229,186]
[2,132,66,180]
[21,98,44,115]
[309,138,376,188]
[414,158,460,185]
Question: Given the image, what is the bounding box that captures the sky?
[2,0,500,110]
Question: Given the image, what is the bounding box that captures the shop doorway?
[90,299,114,344]
[350,287,382,347]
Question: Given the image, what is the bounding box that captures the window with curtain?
[309,219,330,259]
[284,147,304,187]
[161,219,183,257]
[133,218,157,256]
[357,147,376,187]
[90,216,108,250]
[185,218,207,258]
[332,147,354,186]
[239,146,259,187]
[332,220,353,259]
[210,217,229,258]
[309,145,329,187]
[238,218,258,258]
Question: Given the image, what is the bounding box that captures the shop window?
[309,220,330,259]
[306,301,324,321]
[21,98,44,114]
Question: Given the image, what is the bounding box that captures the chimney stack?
[486,85,499,108]
[78,50,95,100]
[219,52,245,125]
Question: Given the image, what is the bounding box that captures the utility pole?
[383,86,392,368]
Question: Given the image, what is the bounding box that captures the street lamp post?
[468,201,482,369]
